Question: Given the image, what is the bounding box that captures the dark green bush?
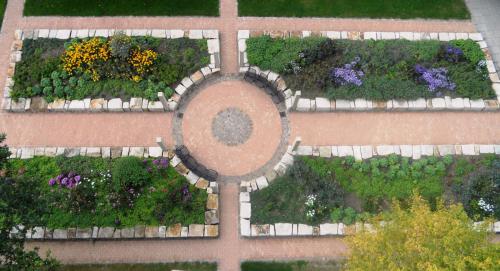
[246,36,326,73]
[251,158,344,224]
[454,157,499,220]
[111,157,149,191]
[449,39,485,65]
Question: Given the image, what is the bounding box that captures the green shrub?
[112,157,149,190]
[246,36,326,73]
[449,39,485,65]
[110,32,132,59]
[251,158,344,224]
[454,159,499,220]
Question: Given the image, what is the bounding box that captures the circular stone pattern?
[179,79,286,178]
[212,107,253,146]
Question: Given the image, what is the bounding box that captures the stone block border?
[8,145,219,240]
[239,140,500,237]
[238,30,500,112]
[2,29,221,113]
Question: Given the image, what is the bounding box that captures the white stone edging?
[3,29,221,113]
[237,30,500,112]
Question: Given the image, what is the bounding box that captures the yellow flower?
[128,48,157,76]
[132,75,141,82]
[61,37,110,81]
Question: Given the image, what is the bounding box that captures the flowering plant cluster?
[49,172,81,189]
[478,198,494,214]
[129,48,158,82]
[443,44,463,63]
[305,194,317,220]
[62,36,159,83]
[330,57,364,87]
[143,158,169,173]
[415,64,456,93]
[62,37,110,81]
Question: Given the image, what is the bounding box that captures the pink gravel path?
[2,110,499,149]
[290,112,500,145]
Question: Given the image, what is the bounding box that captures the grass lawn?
[238,0,470,19]
[0,0,7,29]
[24,0,219,16]
[60,263,217,271]
[241,261,343,271]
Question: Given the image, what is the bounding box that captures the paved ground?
[180,80,283,177]
[2,110,499,148]
[0,0,498,270]
[466,0,500,70]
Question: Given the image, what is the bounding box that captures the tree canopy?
[345,194,500,271]
[0,134,58,270]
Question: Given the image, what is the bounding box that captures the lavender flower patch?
[415,64,456,95]
[443,44,463,63]
[330,57,364,87]
[49,172,81,189]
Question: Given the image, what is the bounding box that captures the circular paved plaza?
[177,79,287,179]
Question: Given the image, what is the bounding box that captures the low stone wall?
[3,29,221,113]
[238,30,500,112]
[9,145,219,240]
[239,141,500,237]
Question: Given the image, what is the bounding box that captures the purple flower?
[444,44,463,63]
[48,171,82,189]
[330,57,364,87]
[153,159,159,165]
[415,65,455,92]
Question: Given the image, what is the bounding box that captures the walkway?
[26,183,348,270]
[1,110,499,147]
[466,0,500,70]
[0,0,498,270]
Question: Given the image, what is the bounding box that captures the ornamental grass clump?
[415,64,455,94]
[330,57,364,87]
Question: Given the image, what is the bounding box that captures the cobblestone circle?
[212,107,253,146]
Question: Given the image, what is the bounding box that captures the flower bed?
[247,36,495,100]
[251,155,499,226]
[239,143,500,237]
[4,29,221,113]
[8,146,220,239]
[238,30,500,112]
